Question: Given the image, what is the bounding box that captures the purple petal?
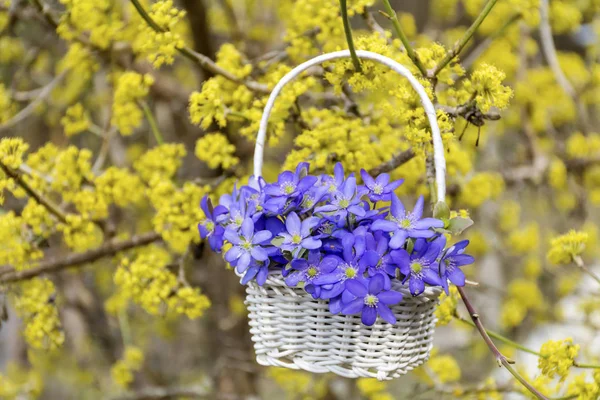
[409,277,425,296]
[264,185,283,196]
[414,218,445,230]
[319,256,339,272]
[225,246,243,263]
[386,178,404,191]
[252,230,272,244]
[256,267,268,286]
[200,196,210,216]
[390,193,406,219]
[368,274,385,294]
[450,240,470,253]
[198,223,210,239]
[360,169,376,188]
[251,246,268,261]
[451,254,475,266]
[315,205,337,213]
[334,163,345,185]
[408,229,436,238]
[301,217,320,237]
[237,253,251,270]
[297,175,318,192]
[361,306,377,326]
[285,212,301,235]
[342,298,365,315]
[241,266,259,285]
[413,196,424,220]
[345,280,368,297]
[278,171,295,185]
[329,295,343,314]
[301,237,322,249]
[370,220,397,232]
[422,267,443,286]
[448,268,466,286]
[378,291,403,305]
[376,173,390,186]
[359,250,380,269]
[285,271,304,287]
[224,229,241,245]
[377,303,396,324]
[389,230,408,249]
[290,259,309,271]
[348,205,366,216]
[241,218,254,239]
[316,273,342,285]
[343,177,357,198]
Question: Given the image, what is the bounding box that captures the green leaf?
[271,236,284,247]
[447,217,474,235]
[433,201,450,220]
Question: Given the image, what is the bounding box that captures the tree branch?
[368,148,416,176]
[0,232,162,284]
[431,0,499,76]
[339,0,362,72]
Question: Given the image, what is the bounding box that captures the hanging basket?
[242,50,449,380]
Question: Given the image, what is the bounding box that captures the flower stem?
[455,316,542,357]
[139,101,164,145]
[431,0,499,76]
[380,0,427,77]
[339,0,362,72]
[456,287,549,400]
[573,255,600,286]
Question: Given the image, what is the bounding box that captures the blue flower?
[341,274,404,325]
[198,195,227,252]
[285,251,339,298]
[224,217,272,272]
[278,212,322,255]
[370,194,444,249]
[396,237,444,296]
[264,164,317,198]
[315,176,366,224]
[440,239,474,293]
[360,169,404,202]
[241,259,270,286]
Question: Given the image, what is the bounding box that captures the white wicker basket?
[246,50,448,380]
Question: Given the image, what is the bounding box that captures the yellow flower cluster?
[114,246,210,318]
[0,211,43,269]
[357,378,393,400]
[0,364,43,400]
[548,158,568,190]
[0,83,16,124]
[152,182,206,253]
[134,143,186,183]
[57,0,123,49]
[506,222,540,256]
[58,214,104,252]
[195,133,239,170]
[567,371,600,400]
[268,367,328,399]
[547,230,588,265]
[111,72,154,136]
[135,0,187,68]
[435,286,459,325]
[451,64,513,113]
[458,172,504,208]
[0,137,29,169]
[110,346,145,389]
[22,199,53,237]
[56,43,99,83]
[566,132,600,159]
[498,200,520,232]
[13,278,65,350]
[501,278,545,328]
[538,338,579,381]
[49,146,94,201]
[550,0,583,34]
[427,351,462,384]
[96,167,145,207]
[61,103,90,137]
[0,37,24,63]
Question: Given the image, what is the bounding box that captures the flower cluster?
[199,163,474,326]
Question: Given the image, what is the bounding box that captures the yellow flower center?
[411,262,423,274]
[364,294,379,307]
[338,199,349,208]
[345,267,357,279]
[283,182,295,194]
[400,218,412,229]
[307,266,318,278]
[291,234,302,244]
[373,183,383,195]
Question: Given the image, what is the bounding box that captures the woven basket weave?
[245,271,442,380]
[247,50,449,380]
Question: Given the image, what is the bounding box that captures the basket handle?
[254,50,447,203]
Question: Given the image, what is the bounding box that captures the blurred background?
[0,0,599,399]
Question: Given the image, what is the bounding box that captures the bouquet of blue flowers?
[199,162,474,327]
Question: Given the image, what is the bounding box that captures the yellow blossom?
[111,72,154,136]
[61,103,90,137]
[195,133,239,170]
[539,338,579,381]
[547,230,588,265]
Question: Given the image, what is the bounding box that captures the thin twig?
[456,287,549,400]
[431,0,499,76]
[0,232,161,284]
[368,148,416,176]
[129,0,269,93]
[0,71,66,133]
[380,0,428,77]
[0,162,68,223]
[539,0,591,132]
[573,255,600,287]
[339,0,362,72]
[139,101,164,145]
